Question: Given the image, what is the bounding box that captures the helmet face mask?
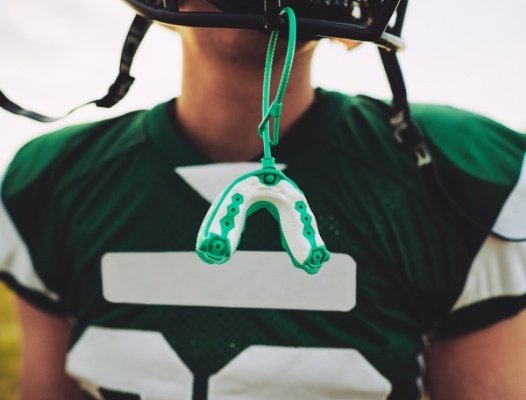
[204,0,379,25]
[124,0,405,48]
[0,0,407,123]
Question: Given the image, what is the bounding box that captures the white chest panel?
[209,345,392,400]
[67,327,392,400]
[66,327,193,400]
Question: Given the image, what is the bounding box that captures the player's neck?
[175,43,316,162]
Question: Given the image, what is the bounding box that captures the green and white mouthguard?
[196,7,330,274]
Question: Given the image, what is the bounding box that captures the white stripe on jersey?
[452,153,526,311]
[452,237,526,311]
[0,184,60,301]
[102,251,356,312]
[493,153,526,238]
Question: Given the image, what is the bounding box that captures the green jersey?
[2,89,526,400]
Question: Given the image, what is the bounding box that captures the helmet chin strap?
[0,0,403,123]
[0,15,151,122]
[380,48,432,168]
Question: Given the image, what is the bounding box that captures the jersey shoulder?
[411,102,526,165]
[0,108,151,314]
[341,93,526,237]
[334,93,526,335]
[3,109,148,201]
[347,93,526,161]
[412,103,526,238]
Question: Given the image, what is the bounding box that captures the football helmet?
[0,0,408,122]
[123,0,406,49]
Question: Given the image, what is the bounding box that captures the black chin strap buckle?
[379,47,432,168]
[263,0,282,30]
[390,110,432,167]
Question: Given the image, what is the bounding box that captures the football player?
[1,1,526,399]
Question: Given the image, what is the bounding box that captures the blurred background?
[0,0,525,399]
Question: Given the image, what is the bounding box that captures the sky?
[1,0,525,170]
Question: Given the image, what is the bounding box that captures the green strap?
[258,7,297,168]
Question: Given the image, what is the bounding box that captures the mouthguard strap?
[195,6,330,273]
[258,7,297,165]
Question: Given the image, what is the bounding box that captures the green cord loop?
[257,7,297,164]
